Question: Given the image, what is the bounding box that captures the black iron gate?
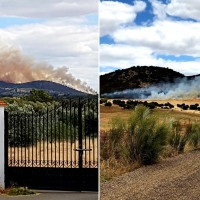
[4,97,98,191]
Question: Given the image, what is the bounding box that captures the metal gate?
[4,97,98,191]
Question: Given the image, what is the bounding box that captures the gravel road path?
[100,149,200,200]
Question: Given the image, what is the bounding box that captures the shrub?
[190,105,197,110]
[100,116,126,160]
[100,130,111,160]
[169,121,192,154]
[189,122,200,148]
[105,102,112,107]
[100,98,107,104]
[8,188,36,196]
[113,99,121,105]
[125,105,171,165]
[147,103,156,109]
[108,116,126,159]
[109,116,125,143]
[182,105,189,110]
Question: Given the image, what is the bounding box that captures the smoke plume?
[0,40,96,94]
[104,77,200,100]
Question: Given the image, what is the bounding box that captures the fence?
[4,96,98,191]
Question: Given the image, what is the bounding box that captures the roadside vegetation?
[100,104,200,182]
[0,187,36,196]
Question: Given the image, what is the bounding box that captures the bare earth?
[100,149,200,200]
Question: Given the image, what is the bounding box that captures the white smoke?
[104,77,200,100]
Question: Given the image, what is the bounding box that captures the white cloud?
[112,19,200,57]
[100,0,146,36]
[100,43,200,76]
[165,0,200,21]
[0,0,97,18]
[149,0,167,20]
[100,44,154,68]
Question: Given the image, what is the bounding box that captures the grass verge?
[0,187,36,196]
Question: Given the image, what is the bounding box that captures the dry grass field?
[8,138,98,168]
[100,98,200,182]
[100,105,132,130]
[100,99,200,131]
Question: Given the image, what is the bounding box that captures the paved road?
[0,191,98,200]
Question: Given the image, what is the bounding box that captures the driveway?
[0,191,98,200]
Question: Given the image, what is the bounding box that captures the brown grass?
[100,157,140,182]
[8,138,98,168]
[100,105,131,130]
[0,188,9,195]
[100,99,200,181]
[100,99,200,131]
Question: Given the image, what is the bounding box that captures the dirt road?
[100,150,200,200]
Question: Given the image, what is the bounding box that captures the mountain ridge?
[100,66,199,94]
[0,80,89,97]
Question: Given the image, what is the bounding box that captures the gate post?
[0,100,6,189]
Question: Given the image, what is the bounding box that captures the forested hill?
[0,80,87,97]
[100,66,185,94]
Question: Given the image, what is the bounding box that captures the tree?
[27,89,52,103]
[105,102,112,108]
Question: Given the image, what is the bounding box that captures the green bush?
[104,105,171,165]
[8,188,36,196]
[109,116,125,143]
[189,122,200,148]
[169,121,192,153]
[126,105,171,165]
[109,116,126,159]
[100,116,126,160]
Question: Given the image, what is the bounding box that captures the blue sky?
[0,0,98,93]
[100,0,200,76]
[0,17,45,28]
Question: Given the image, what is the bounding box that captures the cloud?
[0,0,97,18]
[149,0,167,20]
[100,43,200,76]
[165,0,200,21]
[100,0,146,36]
[112,19,200,56]
[100,44,154,68]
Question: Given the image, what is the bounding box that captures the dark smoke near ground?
[103,77,200,100]
[0,39,96,94]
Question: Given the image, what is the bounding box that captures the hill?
[0,80,88,97]
[100,66,186,94]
